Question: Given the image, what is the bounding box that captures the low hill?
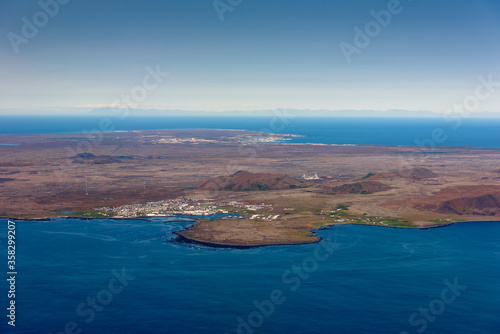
[72,153,122,164]
[198,171,304,191]
[367,167,437,180]
[320,180,391,195]
[436,192,500,215]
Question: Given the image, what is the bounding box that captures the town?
[95,198,275,219]
[147,132,303,145]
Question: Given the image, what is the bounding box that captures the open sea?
[0,218,499,334]
[0,116,499,333]
[1,115,500,147]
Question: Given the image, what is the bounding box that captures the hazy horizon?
[3,108,500,119]
[2,0,500,115]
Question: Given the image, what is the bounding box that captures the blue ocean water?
[1,115,500,147]
[0,218,499,334]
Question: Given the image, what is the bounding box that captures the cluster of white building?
[157,137,218,144]
[95,198,273,218]
[150,133,301,146]
[249,214,280,220]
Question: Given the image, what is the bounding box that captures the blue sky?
[1,0,500,115]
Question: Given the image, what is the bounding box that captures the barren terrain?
[1,129,500,246]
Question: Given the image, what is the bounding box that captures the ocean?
[0,218,498,333]
[1,115,500,147]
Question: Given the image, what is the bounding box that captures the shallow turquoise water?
[0,218,498,333]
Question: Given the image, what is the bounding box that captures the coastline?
[2,128,500,248]
[4,214,498,248]
[172,232,311,249]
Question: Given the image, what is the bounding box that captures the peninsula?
[1,129,500,247]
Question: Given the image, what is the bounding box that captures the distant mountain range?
[3,107,500,118]
[85,107,500,118]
